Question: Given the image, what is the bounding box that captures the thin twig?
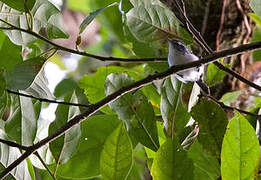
[203,94,260,118]
[7,90,90,108]
[0,19,165,62]
[34,152,56,180]
[1,47,261,178]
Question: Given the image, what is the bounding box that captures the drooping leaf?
[188,140,220,180]
[151,138,194,180]
[160,76,190,137]
[5,93,37,146]
[100,122,133,180]
[49,92,81,165]
[0,131,31,179]
[105,73,159,151]
[250,0,261,17]
[191,98,227,156]
[5,57,46,90]
[55,115,120,179]
[248,13,261,26]
[78,66,139,114]
[0,0,35,12]
[221,111,260,180]
[79,2,118,34]
[25,69,54,99]
[0,0,68,46]
[220,90,241,106]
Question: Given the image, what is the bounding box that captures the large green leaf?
[188,140,220,180]
[250,0,261,17]
[160,76,190,138]
[191,98,227,156]
[0,0,35,12]
[55,115,120,179]
[78,66,139,114]
[105,73,159,151]
[5,93,37,146]
[151,138,194,180]
[0,0,68,46]
[221,111,260,180]
[100,122,133,180]
[49,92,81,165]
[126,4,188,43]
[5,56,46,90]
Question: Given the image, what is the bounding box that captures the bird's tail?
[196,79,210,95]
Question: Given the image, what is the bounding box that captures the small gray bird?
[167,39,209,94]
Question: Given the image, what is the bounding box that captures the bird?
[167,39,210,94]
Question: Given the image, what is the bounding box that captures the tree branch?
[1,46,261,178]
[0,139,28,150]
[7,89,90,108]
[0,19,165,62]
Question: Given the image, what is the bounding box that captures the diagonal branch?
[1,45,261,178]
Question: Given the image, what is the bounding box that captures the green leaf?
[78,66,139,114]
[248,13,261,26]
[206,62,227,86]
[251,26,261,61]
[55,115,120,179]
[151,138,194,180]
[100,122,133,180]
[250,0,261,17]
[79,2,118,34]
[25,69,54,99]
[126,4,188,42]
[188,140,220,180]
[221,112,260,180]
[5,57,46,90]
[220,90,241,106]
[191,98,227,156]
[49,92,81,164]
[0,0,68,46]
[5,93,37,146]
[105,73,159,151]
[0,0,35,12]
[160,76,190,137]
[0,32,23,71]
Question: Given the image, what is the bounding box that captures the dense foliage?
[0,0,261,179]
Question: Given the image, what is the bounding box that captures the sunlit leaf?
[5,93,37,146]
[221,112,260,180]
[0,0,68,46]
[79,2,118,34]
[220,90,241,106]
[100,122,133,180]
